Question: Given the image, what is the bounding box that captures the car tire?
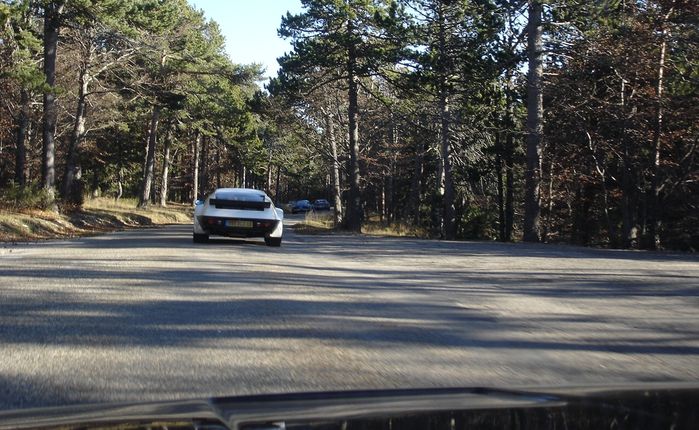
[265,236,282,247]
[193,233,209,243]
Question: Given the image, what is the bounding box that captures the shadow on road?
[2,288,698,356]
[54,224,699,264]
[2,221,698,356]
[2,223,698,409]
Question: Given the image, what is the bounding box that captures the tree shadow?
[42,225,699,264]
[1,224,698,409]
[1,287,697,355]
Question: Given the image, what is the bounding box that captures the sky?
[190,0,304,82]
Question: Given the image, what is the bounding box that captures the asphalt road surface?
[1,217,698,410]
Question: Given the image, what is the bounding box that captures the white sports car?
[193,188,284,246]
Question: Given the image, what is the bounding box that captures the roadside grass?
[293,211,429,238]
[292,211,335,234]
[83,198,192,225]
[362,219,429,238]
[0,197,192,242]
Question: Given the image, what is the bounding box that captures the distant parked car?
[291,199,312,214]
[313,199,330,211]
[193,187,284,246]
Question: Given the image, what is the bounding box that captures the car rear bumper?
[198,216,280,238]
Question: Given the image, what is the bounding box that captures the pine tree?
[279,0,403,231]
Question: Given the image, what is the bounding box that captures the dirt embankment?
[0,198,192,242]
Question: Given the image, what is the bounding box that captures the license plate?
[226,219,252,228]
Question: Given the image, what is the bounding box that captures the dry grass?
[292,211,429,238]
[291,211,336,234]
[0,197,192,242]
[361,221,429,238]
[83,197,192,225]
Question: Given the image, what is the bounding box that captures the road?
[1,217,698,410]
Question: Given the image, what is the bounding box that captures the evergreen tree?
[279,0,404,231]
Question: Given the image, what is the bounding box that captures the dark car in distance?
[292,199,313,214]
[313,199,331,211]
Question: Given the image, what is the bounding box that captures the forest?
[0,0,697,250]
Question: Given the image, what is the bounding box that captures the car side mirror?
[276,208,284,218]
[194,199,203,206]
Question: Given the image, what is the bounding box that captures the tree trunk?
[28,119,37,180]
[437,5,456,240]
[505,131,515,241]
[15,88,29,187]
[387,119,397,223]
[62,63,90,199]
[192,131,200,202]
[160,126,172,206]
[587,131,614,245]
[91,169,99,198]
[115,170,123,201]
[619,62,636,248]
[523,0,543,242]
[275,165,281,204]
[543,158,555,242]
[496,131,506,241]
[409,127,424,226]
[41,1,64,193]
[439,90,456,239]
[326,110,343,226]
[266,146,273,193]
[504,76,515,242]
[378,183,384,222]
[200,135,208,197]
[216,143,222,189]
[433,132,445,237]
[621,162,636,248]
[138,105,161,208]
[387,157,395,223]
[345,20,362,232]
[647,4,673,250]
